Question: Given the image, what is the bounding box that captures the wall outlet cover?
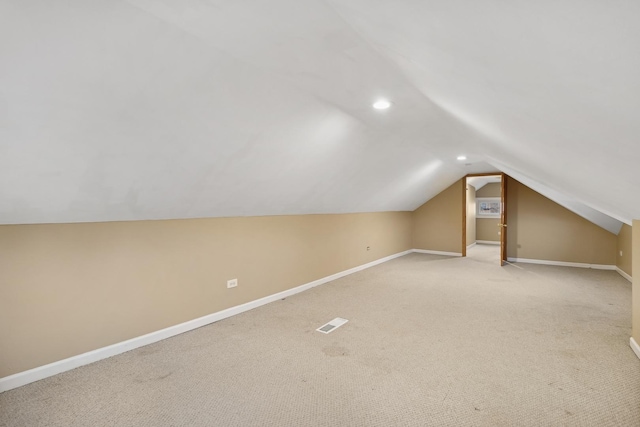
[227,279,238,288]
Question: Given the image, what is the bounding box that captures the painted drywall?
[476,183,501,198]
[0,212,412,377]
[412,180,463,253]
[477,218,500,242]
[466,184,476,246]
[617,224,632,277]
[330,1,640,230]
[633,220,640,346]
[506,178,616,265]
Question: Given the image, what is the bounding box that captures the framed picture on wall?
[477,198,501,218]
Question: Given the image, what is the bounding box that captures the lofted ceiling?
[467,176,501,192]
[1,1,638,234]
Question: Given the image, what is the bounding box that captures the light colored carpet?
[1,244,639,426]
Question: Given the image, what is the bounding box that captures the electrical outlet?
[620,250,623,257]
[227,278,238,288]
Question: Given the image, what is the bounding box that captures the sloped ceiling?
[467,176,500,192]
[1,1,638,234]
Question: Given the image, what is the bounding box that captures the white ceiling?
[467,176,501,192]
[1,1,638,234]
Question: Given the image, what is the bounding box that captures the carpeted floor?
[1,245,639,426]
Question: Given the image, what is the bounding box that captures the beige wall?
[477,218,500,242]
[1,176,627,379]
[476,182,501,198]
[617,224,632,277]
[412,180,463,253]
[0,212,412,377]
[506,178,616,265]
[466,184,476,246]
[633,220,640,346]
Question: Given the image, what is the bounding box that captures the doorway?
[463,173,507,265]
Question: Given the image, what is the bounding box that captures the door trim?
[500,173,508,265]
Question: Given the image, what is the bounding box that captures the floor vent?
[316,317,348,334]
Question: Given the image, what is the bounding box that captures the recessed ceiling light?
[373,100,391,110]
[457,155,467,160]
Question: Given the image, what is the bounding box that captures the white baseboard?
[616,267,632,282]
[0,249,412,393]
[466,242,476,250]
[412,249,462,257]
[631,337,640,361]
[506,257,616,271]
[476,240,500,245]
